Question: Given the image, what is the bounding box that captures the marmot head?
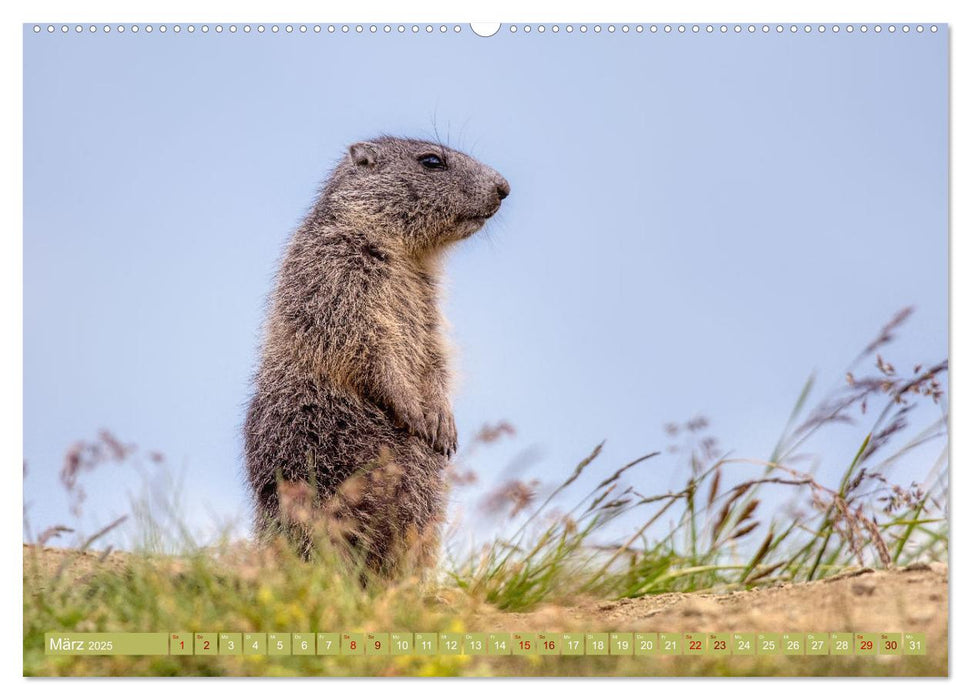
[322,136,510,253]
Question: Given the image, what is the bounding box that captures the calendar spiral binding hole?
[32,23,941,35]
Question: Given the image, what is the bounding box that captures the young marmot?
[244,136,509,575]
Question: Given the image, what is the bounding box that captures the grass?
[22,309,948,676]
[447,310,947,610]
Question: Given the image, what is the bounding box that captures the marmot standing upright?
[244,136,509,576]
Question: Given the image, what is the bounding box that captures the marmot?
[244,136,509,576]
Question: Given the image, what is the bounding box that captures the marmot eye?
[418,154,446,170]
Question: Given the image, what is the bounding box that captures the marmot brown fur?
[244,136,509,576]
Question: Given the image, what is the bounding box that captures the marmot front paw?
[394,399,432,441]
[427,407,457,457]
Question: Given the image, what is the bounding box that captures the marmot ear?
[349,142,379,168]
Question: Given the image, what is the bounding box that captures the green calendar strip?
[44,632,928,656]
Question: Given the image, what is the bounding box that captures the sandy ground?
[25,545,948,635]
[484,563,948,636]
[23,544,131,582]
[24,545,948,675]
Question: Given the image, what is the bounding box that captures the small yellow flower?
[286,603,303,622]
[448,619,465,634]
[418,661,443,676]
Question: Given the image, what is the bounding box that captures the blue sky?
[23,26,947,547]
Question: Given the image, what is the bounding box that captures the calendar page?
[22,17,949,679]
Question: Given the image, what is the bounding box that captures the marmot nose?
[495,177,510,200]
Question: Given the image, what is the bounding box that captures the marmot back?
[244,136,509,576]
